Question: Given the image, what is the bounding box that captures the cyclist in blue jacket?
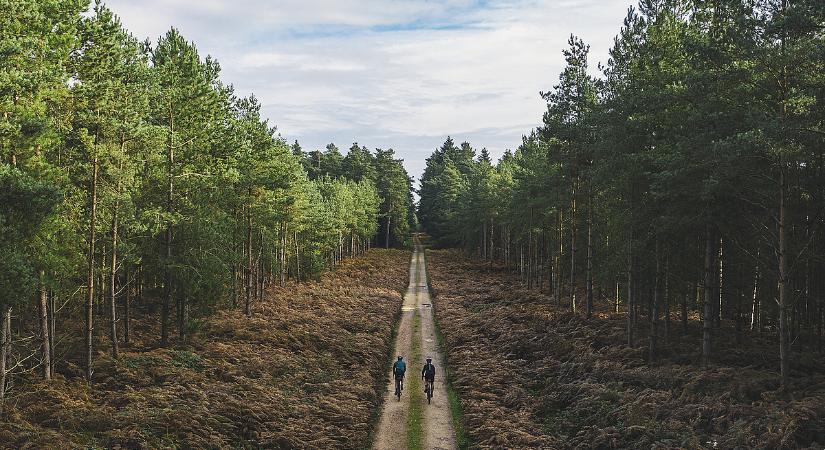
[392,356,406,396]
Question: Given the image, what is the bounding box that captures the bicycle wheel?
[426,382,432,404]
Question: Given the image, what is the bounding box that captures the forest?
[419,0,825,390]
[0,0,414,401]
[4,0,825,448]
[415,2,825,446]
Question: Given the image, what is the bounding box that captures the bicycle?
[424,378,434,404]
[395,375,404,401]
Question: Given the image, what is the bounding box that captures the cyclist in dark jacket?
[422,357,435,394]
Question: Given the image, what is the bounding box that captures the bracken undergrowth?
[428,249,825,450]
[0,249,409,450]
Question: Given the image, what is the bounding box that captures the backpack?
[393,360,406,376]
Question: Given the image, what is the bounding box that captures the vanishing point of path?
[373,235,457,450]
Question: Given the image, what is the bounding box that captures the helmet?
[397,356,403,360]
[426,357,432,362]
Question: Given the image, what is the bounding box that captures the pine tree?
[150,28,221,345]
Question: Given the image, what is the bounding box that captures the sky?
[103,0,634,182]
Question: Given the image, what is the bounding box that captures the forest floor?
[427,249,825,449]
[0,249,410,449]
[372,236,456,450]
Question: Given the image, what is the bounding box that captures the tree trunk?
[232,206,240,308]
[161,113,174,347]
[818,282,822,353]
[38,271,50,380]
[717,238,724,329]
[702,226,716,367]
[180,298,188,340]
[97,250,105,335]
[664,257,670,343]
[489,218,494,268]
[295,229,300,281]
[547,233,554,295]
[627,236,634,346]
[231,259,238,308]
[109,210,119,359]
[0,306,10,405]
[385,213,391,249]
[86,151,98,379]
[557,210,563,306]
[48,290,55,375]
[258,228,265,301]
[586,185,593,319]
[482,219,487,260]
[137,264,143,307]
[124,265,130,345]
[527,208,533,290]
[504,225,510,271]
[281,223,287,286]
[735,286,743,345]
[570,178,577,312]
[246,201,253,317]
[779,167,790,388]
[649,244,659,362]
[268,246,274,289]
[750,260,760,331]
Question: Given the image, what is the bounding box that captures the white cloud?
[102,0,635,180]
[238,52,365,72]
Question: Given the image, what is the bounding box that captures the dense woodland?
[0,0,414,398]
[419,0,825,388]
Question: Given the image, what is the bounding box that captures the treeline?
[0,0,413,393]
[293,141,416,249]
[419,0,825,388]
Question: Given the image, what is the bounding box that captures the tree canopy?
[418,0,825,389]
[0,1,415,383]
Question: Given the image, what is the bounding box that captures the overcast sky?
[103,0,634,181]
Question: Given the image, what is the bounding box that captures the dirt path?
[372,237,456,450]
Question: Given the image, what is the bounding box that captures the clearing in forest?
[373,236,457,450]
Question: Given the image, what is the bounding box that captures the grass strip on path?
[406,310,424,450]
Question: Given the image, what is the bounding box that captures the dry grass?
[0,249,410,449]
[428,249,825,450]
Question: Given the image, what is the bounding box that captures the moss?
[169,350,204,371]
